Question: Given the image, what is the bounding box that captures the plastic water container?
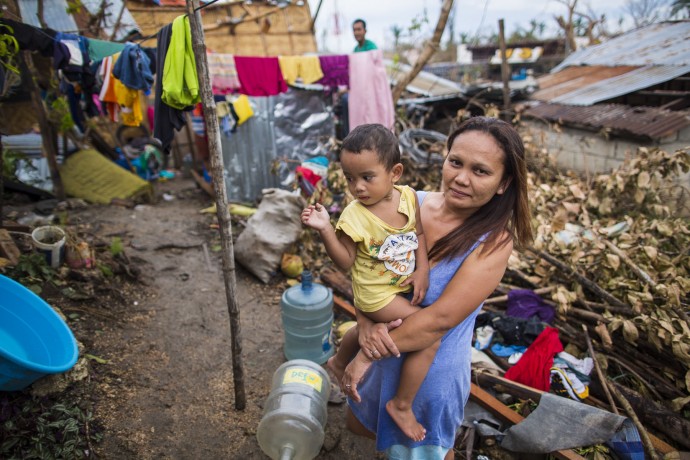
[281,271,334,364]
[257,359,331,460]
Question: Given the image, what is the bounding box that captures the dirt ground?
[15,177,384,459]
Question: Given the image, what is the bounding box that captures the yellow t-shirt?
[335,185,419,313]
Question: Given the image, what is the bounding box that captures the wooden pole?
[18,51,65,200]
[186,0,247,410]
[0,136,4,229]
[582,324,618,414]
[498,19,511,114]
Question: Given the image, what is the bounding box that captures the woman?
[340,116,533,459]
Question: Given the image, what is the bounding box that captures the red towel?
[504,326,563,391]
[234,56,287,96]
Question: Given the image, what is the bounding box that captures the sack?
[234,188,305,283]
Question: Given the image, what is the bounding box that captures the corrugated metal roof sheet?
[552,21,690,71]
[532,66,638,102]
[19,0,78,32]
[385,60,464,97]
[551,65,690,105]
[523,102,690,139]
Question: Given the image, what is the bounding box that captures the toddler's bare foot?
[386,399,426,442]
[326,356,346,390]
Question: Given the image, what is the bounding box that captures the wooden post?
[186,0,247,410]
[18,51,65,200]
[0,136,3,229]
[498,19,511,115]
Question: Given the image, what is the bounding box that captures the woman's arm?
[343,239,513,401]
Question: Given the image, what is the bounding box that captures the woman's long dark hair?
[428,117,533,262]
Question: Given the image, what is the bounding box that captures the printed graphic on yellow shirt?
[377,231,418,276]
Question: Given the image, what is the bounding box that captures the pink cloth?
[348,49,394,131]
[504,326,563,391]
[234,56,287,96]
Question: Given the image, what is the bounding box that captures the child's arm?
[400,193,429,305]
[301,203,357,270]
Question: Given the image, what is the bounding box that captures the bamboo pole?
[498,19,511,113]
[186,0,246,410]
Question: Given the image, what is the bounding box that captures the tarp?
[60,149,153,204]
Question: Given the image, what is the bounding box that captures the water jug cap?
[301,270,313,290]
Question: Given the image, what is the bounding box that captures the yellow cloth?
[232,94,253,125]
[113,78,142,126]
[278,55,324,85]
[335,185,419,312]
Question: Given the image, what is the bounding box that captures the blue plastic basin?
[0,275,79,391]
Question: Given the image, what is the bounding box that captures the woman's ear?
[497,177,512,195]
[391,163,404,182]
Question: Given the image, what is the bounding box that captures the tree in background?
[623,0,668,27]
[669,0,689,18]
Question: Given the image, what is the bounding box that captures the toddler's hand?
[401,269,429,306]
[300,203,331,232]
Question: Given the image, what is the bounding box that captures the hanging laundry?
[154,23,188,154]
[87,38,126,62]
[234,56,287,96]
[162,15,200,110]
[348,49,394,131]
[98,54,120,122]
[207,53,240,94]
[114,78,142,126]
[0,19,55,56]
[112,43,153,92]
[230,94,253,125]
[318,55,349,90]
[504,327,564,391]
[278,55,324,85]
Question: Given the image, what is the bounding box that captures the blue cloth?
[490,343,527,357]
[112,43,153,92]
[349,190,485,457]
[606,419,645,460]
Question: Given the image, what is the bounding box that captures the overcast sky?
[307,0,632,54]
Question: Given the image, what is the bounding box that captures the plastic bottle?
[257,359,331,460]
[281,271,334,364]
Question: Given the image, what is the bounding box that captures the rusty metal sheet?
[523,102,690,139]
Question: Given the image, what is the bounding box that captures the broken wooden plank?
[469,382,585,460]
[472,372,678,455]
[321,265,354,303]
[333,293,356,319]
[0,229,20,265]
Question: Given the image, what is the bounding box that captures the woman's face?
[442,130,508,213]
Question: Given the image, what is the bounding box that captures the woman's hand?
[357,314,402,359]
[342,350,373,403]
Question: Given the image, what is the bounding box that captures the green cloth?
[87,38,126,61]
[162,15,200,110]
[354,39,377,53]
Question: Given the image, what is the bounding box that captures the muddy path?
[67,178,378,459]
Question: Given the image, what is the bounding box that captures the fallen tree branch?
[528,248,628,309]
[606,380,660,460]
[582,324,618,414]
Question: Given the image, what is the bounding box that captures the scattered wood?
[0,229,20,265]
[333,293,356,319]
[469,383,585,460]
[582,325,618,414]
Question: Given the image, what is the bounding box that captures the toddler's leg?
[327,324,358,388]
[386,338,441,442]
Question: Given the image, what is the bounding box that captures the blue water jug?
[281,271,334,364]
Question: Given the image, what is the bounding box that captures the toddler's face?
[340,149,399,206]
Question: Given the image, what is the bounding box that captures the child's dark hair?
[341,124,401,171]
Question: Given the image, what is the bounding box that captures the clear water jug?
[257,359,331,460]
[281,271,334,364]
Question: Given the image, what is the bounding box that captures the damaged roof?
[386,60,464,97]
[522,103,690,139]
[552,21,690,71]
[533,21,690,106]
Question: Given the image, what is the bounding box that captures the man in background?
[353,19,377,52]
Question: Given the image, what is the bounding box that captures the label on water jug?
[282,368,323,392]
